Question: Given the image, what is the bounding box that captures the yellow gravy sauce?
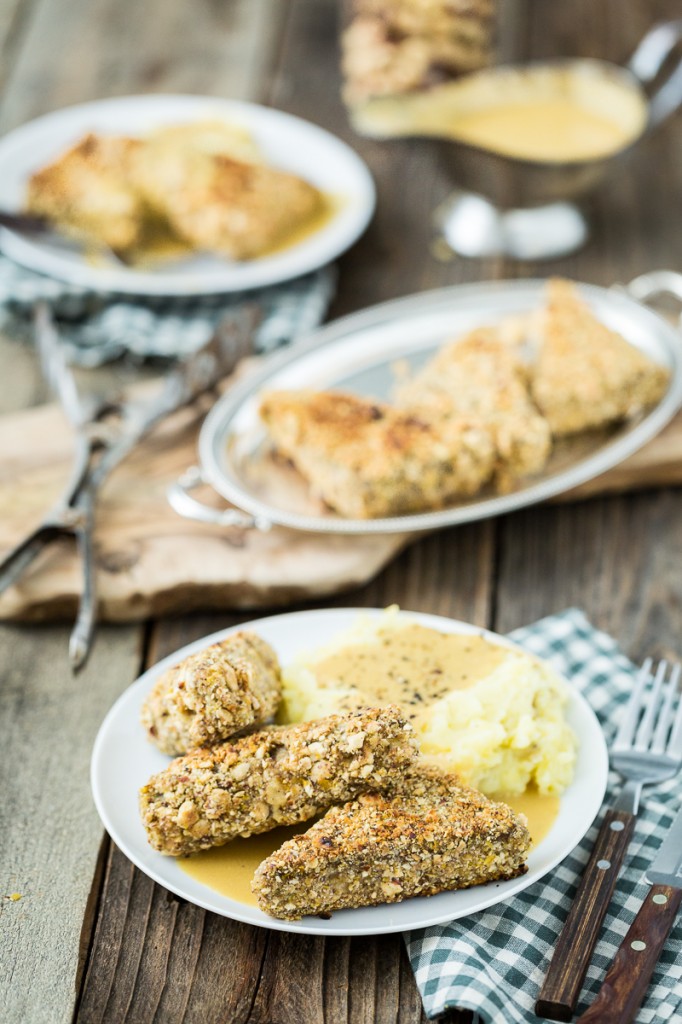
[352,65,647,164]
[441,100,632,163]
[307,625,506,719]
[178,788,559,908]
[260,193,342,257]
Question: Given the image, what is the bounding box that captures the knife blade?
[646,804,682,885]
[576,805,682,1024]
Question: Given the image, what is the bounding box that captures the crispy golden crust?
[140,705,417,856]
[531,279,671,436]
[26,133,145,253]
[140,631,282,756]
[252,765,531,919]
[395,328,551,490]
[26,122,322,262]
[132,131,323,259]
[342,0,495,105]
[259,389,495,518]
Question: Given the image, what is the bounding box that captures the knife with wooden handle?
[576,805,682,1024]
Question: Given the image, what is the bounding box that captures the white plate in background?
[0,94,375,295]
[91,607,608,936]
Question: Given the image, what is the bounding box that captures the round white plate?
[0,94,375,295]
[91,608,608,936]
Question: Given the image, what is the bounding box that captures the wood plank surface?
[2,0,682,1022]
[0,0,285,132]
[0,0,37,96]
[4,379,682,624]
[0,623,143,1024]
[0,2,286,1023]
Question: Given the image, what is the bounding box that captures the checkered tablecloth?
[406,609,682,1024]
[0,252,336,364]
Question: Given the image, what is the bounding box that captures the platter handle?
[622,270,682,318]
[628,20,682,127]
[167,466,272,531]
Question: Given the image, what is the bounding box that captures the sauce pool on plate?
[309,625,506,714]
[178,789,560,908]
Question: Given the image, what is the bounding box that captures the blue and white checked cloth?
[0,252,336,365]
[406,609,682,1024]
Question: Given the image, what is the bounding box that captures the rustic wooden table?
[2,1,682,1022]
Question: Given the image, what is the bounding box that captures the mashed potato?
[280,610,577,798]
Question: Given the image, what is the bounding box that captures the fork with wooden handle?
[576,804,682,1024]
[535,658,682,1021]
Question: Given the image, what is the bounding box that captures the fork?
[536,658,682,1021]
[0,208,133,265]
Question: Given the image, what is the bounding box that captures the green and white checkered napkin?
[0,252,335,365]
[406,609,682,1024]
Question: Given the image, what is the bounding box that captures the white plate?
[91,608,608,936]
[0,94,375,295]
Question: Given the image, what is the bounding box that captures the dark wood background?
[1,1,682,1022]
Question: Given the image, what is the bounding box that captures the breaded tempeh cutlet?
[259,389,496,518]
[131,124,323,260]
[531,279,670,436]
[140,705,417,856]
[140,631,282,756]
[394,328,552,491]
[252,765,531,919]
[26,133,145,255]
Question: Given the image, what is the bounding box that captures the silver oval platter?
[197,279,682,535]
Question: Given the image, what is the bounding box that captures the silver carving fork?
[0,301,256,671]
[536,657,682,1021]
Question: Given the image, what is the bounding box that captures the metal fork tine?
[634,659,668,750]
[652,663,681,753]
[667,676,682,753]
[614,657,653,749]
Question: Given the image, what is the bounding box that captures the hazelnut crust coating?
[531,279,670,436]
[26,121,323,262]
[252,765,531,919]
[140,631,282,756]
[140,706,417,856]
[341,0,496,106]
[26,133,145,255]
[131,130,323,260]
[259,389,495,518]
[395,328,552,491]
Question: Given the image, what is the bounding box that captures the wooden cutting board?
[1,379,682,623]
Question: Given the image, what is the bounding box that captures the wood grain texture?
[0,1,286,1023]
[0,0,36,96]
[0,0,285,132]
[0,392,407,622]
[0,623,142,1024]
[576,884,682,1024]
[535,810,637,1021]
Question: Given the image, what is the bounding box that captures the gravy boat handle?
[628,19,682,127]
